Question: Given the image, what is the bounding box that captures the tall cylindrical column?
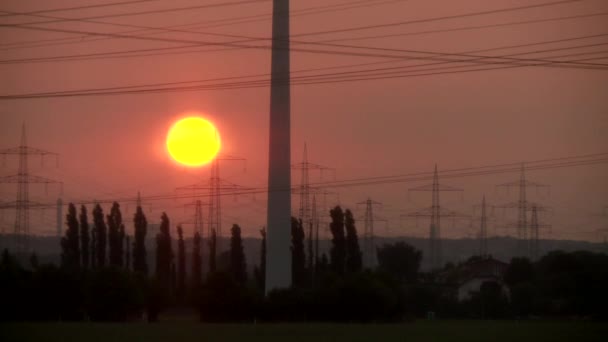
[266,0,292,293]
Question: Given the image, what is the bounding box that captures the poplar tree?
[345,209,362,273]
[108,202,124,267]
[177,225,186,300]
[208,229,217,274]
[125,235,131,271]
[61,203,80,269]
[255,227,266,291]
[91,226,97,269]
[133,205,148,275]
[191,231,202,290]
[93,204,107,268]
[230,224,247,285]
[155,212,173,290]
[291,217,306,287]
[79,205,90,269]
[329,206,346,275]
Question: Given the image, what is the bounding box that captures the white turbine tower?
[266,0,292,293]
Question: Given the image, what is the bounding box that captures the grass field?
[1,320,606,342]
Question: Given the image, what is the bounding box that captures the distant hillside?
[1,234,606,271]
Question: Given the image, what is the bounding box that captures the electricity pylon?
[291,143,333,273]
[496,163,550,258]
[403,165,467,270]
[471,195,498,257]
[529,205,552,260]
[0,125,61,255]
[176,154,247,253]
[357,198,384,269]
[479,196,489,257]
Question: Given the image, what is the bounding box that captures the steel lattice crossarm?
[0,145,59,158]
[496,179,550,189]
[401,206,470,219]
[176,178,253,195]
[408,183,463,192]
[0,174,62,188]
[0,200,49,209]
[495,201,552,211]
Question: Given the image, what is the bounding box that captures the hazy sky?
[1,0,607,242]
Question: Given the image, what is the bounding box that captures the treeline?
[0,202,607,322]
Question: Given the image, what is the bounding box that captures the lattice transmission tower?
[403,165,467,270]
[471,195,498,257]
[0,125,61,255]
[479,196,489,257]
[176,154,247,253]
[529,205,552,260]
[496,164,550,258]
[357,198,384,269]
[291,144,333,272]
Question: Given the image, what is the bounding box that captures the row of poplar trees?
[60,201,248,301]
[60,202,148,273]
[289,206,363,288]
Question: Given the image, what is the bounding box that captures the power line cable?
[2,12,606,73]
[0,0,406,50]
[3,45,606,99]
[50,154,608,208]
[292,0,586,37]
[0,0,271,26]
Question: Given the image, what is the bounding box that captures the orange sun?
[166,116,221,167]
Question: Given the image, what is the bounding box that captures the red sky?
[0,0,607,241]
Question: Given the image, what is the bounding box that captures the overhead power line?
[0,0,159,17]
[292,0,585,37]
[0,0,271,25]
[34,152,608,208]
[1,8,606,73]
[0,0,589,54]
[0,0,409,50]
[3,33,604,93]
[319,12,608,43]
[2,43,606,99]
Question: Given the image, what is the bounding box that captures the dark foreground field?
[1,321,606,342]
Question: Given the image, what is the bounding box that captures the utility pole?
[0,125,61,255]
[403,165,466,270]
[496,164,549,258]
[357,198,384,269]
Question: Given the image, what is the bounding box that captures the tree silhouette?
[92,204,106,268]
[329,206,346,275]
[505,257,534,287]
[125,235,131,271]
[318,253,329,272]
[230,224,247,285]
[209,228,217,275]
[108,202,125,267]
[377,242,422,282]
[192,231,202,290]
[345,209,362,273]
[91,223,97,269]
[132,205,148,275]
[177,225,186,301]
[291,217,306,287]
[254,227,266,291]
[79,205,90,270]
[155,212,173,292]
[61,203,80,269]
